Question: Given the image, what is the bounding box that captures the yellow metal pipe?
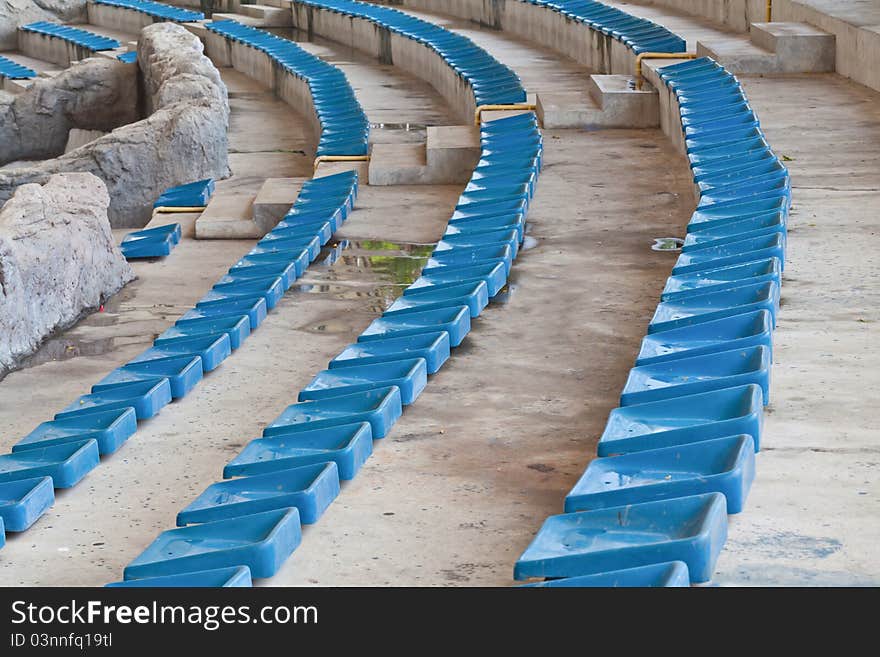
[153,206,207,213]
[474,103,537,125]
[312,154,371,172]
[635,52,697,90]
[766,0,773,22]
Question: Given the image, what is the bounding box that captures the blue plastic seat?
[521,561,690,587]
[106,566,251,588]
[178,463,339,526]
[566,435,755,514]
[264,386,402,439]
[93,355,203,400]
[598,384,764,455]
[225,423,372,482]
[13,407,137,456]
[649,281,779,333]
[0,441,100,488]
[514,493,728,583]
[330,332,450,374]
[636,309,773,365]
[359,306,471,347]
[0,477,55,531]
[56,379,171,421]
[123,508,302,580]
[299,358,428,405]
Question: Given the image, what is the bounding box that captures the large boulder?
[0,23,229,227]
[0,172,134,375]
[0,57,138,165]
[0,0,87,50]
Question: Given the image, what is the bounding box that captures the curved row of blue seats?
[94,0,204,22]
[204,19,369,156]
[294,0,526,106]
[513,56,788,587]
[21,21,121,51]
[109,112,544,586]
[0,171,358,553]
[0,54,36,79]
[521,0,687,54]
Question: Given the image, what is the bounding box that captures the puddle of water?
[370,123,427,132]
[651,237,685,252]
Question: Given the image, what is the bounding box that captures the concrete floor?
[0,59,463,585]
[713,72,880,585]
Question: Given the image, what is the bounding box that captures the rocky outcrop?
[0,0,87,50]
[0,172,134,376]
[0,57,138,165]
[0,23,229,227]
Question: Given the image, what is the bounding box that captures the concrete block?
[426,125,479,183]
[750,22,835,72]
[253,177,306,233]
[536,91,598,129]
[587,75,660,128]
[239,3,293,26]
[368,143,427,186]
[195,194,258,239]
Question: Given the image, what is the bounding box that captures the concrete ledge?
[18,31,102,68]
[291,0,477,122]
[373,0,644,76]
[194,25,323,153]
[87,1,159,34]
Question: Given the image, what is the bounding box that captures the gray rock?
[0,172,134,376]
[0,23,229,227]
[0,57,138,165]
[0,0,87,50]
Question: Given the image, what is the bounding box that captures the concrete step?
[233,4,293,26]
[695,37,778,75]
[368,143,427,186]
[698,22,834,74]
[252,177,306,233]
[750,22,835,72]
[369,126,481,186]
[536,91,601,129]
[537,76,658,129]
[195,193,258,239]
[425,125,480,183]
[210,13,266,27]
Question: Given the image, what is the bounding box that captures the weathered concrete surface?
[603,0,880,91]
[0,64,468,585]
[0,0,87,50]
[0,57,137,166]
[0,23,229,228]
[712,73,880,585]
[0,172,134,376]
[613,0,766,32]
[266,128,691,587]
